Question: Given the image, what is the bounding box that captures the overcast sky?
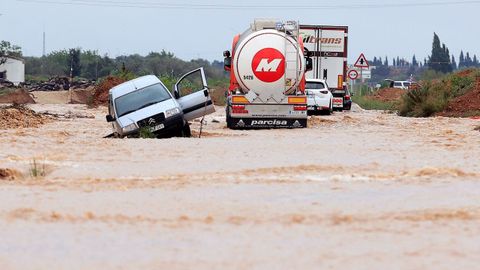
[1,0,479,63]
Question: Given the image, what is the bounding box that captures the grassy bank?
[352,95,398,110]
[399,69,480,117]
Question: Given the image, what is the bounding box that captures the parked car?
[343,89,352,110]
[306,79,333,115]
[105,68,215,138]
[385,79,412,90]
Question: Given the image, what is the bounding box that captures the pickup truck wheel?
[182,123,191,137]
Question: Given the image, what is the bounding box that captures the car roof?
[109,75,162,99]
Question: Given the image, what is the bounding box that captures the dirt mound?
[71,87,95,104]
[456,69,474,78]
[371,88,405,102]
[0,168,22,181]
[0,89,35,104]
[308,117,337,126]
[441,78,480,117]
[92,76,126,106]
[0,104,51,129]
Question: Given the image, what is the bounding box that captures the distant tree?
[393,58,396,67]
[459,51,465,69]
[451,55,457,70]
[465,52,473,67]
[68,48,82,77]
[0,40,22,65]
[80,50,116,80]
[474,55,479,67]
[428,33,452,73]
[412,55,418,67]
[384,56,388,66]
[42,50,69,76]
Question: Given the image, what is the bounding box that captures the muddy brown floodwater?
[1,104,480,270]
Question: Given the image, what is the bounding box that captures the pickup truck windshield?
[115,83,172,117]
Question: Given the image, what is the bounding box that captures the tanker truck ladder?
[283,21,300,95]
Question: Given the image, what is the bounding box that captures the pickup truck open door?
[174,67,215,121]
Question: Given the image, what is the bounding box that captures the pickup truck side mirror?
[106,115,115,122]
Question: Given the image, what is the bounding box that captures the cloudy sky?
[1,0,479,63]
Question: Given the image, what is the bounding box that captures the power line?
[16,0,480,10]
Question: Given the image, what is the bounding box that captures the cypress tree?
[466,52,472,67]
[412,55,418,67]
[459,51,465,68]
[451,55,457,70]
[428,33,452,73]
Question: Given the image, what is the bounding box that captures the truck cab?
[105,68,215,138]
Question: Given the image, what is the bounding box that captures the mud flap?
[227,117,307,129]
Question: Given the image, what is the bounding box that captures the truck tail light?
[293,105,307,111]
[345,95,350,100]
[232,105,248,114]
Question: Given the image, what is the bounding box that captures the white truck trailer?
[300,25,348,110]
[223,20,312,129]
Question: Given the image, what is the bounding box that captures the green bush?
[399,69,479,117]
[138,127,156,139]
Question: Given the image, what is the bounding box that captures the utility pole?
[42,31,46,57]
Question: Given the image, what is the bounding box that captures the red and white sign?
[251,48,285,83]
[354,53,369,68]
[348,69,359,80]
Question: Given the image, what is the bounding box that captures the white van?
[385,79,412,90]
[106,68,215,138]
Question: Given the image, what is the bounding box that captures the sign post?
[354,53,370,89]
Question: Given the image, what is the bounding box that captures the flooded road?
[1,104,480,269]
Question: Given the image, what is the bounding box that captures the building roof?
[0,55,25,63]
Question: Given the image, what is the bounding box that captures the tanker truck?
[223,20,313,129]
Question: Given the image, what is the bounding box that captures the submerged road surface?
[1,104,479,269]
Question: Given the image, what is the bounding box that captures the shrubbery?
[399,69,479,117]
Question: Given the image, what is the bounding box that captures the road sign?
[354,53,369,68]
[361,70,371,79]
[348,69,359,80]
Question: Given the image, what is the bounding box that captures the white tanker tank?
[223,20,312,129]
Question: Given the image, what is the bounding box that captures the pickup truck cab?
[105,68,215,138]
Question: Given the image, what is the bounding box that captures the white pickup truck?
[105,68,215,138]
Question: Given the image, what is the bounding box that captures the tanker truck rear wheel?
[226,107,235,129]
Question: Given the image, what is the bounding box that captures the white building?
[0,56,25,86]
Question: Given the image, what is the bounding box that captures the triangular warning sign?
[354,53,369,68]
